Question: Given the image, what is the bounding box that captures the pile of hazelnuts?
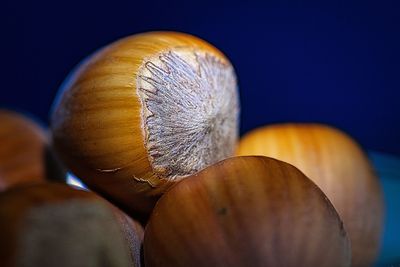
[0,32,383,267]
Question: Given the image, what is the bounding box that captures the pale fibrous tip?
[137,48,239,180]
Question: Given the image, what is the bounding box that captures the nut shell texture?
[144,156,351,267]
[51,32,239,214]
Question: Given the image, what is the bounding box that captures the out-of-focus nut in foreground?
[0,183,143,267]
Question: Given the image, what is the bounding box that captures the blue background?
[2,0,400,155]
[2,1,400,264]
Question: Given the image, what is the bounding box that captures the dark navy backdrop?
[2,0,400,155]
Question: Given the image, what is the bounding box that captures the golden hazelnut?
[51,32,239,215]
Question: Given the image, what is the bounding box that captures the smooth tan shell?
[144,156,351,267]
[0,183,143,267]
[51,32,236,215]
[0,110,47,191]
[236,124,384,267]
